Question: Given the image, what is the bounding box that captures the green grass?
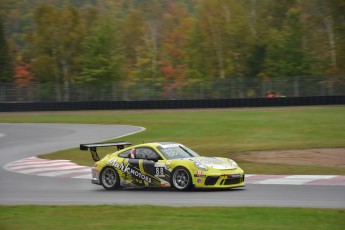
[0,206,344,230]
[1,107,344,228]
[1,106,344,174]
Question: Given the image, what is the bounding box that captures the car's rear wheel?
[100,167,120,190]
[172,167,192,191]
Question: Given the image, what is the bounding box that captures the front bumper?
[194,171,245,188]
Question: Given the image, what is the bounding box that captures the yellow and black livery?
[80,142,245,191]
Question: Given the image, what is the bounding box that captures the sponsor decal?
[195,157,225,165]
[160,181,170,187]
[163,148,179,158]
[108,158,152,183]
[165,161,172,170]
[160,144,180,148]
[154,162,165,177]
[155,167,165,177]
[194,175,206,178]
[155,162,165,167]
[197,179,202,183]
[193,157,235,169]
[194,170,206,178]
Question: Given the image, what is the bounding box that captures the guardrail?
[0,96,344,112]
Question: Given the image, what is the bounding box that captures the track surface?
[1,123,344,208]
[5,157,345,186]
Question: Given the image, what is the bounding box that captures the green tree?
[315,0,345,75]
[120,10,145,79]
[31,4,85,101]
[119,7,164,99]
[80,15,123,100]
[81,16,122,83]
[196,0,251,80]
[0,16,13,83]
[263,8,311,78]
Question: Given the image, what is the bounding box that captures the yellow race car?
[80,142,245,191]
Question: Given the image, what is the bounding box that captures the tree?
[31,4,86,101]
[159,1,193,98]
[81,16,122,83]
[263,7,311,78]
[14,62,34,88]
[2,0,344,101]
[80,15,123,100]
[245,0,298,77]
[318,0,345,75]
[0,17,13,83]
[196,0,251,80]
[119,7,165,100]
[120,10,146,78]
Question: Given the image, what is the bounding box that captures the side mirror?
[147,155,159,162]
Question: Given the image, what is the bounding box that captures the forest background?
[0,0,344,102]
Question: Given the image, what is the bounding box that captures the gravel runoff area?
[236,148,345,167]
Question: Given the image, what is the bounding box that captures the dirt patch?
[236,148,345,167]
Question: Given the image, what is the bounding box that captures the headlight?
[194,162,208,171]
[228,159,238,166]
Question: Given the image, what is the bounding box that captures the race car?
[80,142,245,191]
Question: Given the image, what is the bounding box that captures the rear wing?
[80,142,132,162]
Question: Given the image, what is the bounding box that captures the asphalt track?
[1,123,344,208]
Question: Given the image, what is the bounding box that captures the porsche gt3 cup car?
[80,142,245,191]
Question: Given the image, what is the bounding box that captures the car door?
[117,148,151,187]
[135,147,171,187]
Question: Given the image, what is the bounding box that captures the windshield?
[157,144,200,160]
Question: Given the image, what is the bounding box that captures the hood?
[190,157,236,170]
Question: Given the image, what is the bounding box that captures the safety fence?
[1,75,344,103]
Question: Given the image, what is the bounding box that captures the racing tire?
[172,167,192,191]
[100,167,120,190]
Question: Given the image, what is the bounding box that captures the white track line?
[254,175,337,185]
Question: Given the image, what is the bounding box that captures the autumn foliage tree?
[1,0,344,100]
[159,2,193,98]
[14,63,34,88]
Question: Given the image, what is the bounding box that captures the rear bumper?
[91,167,100,185]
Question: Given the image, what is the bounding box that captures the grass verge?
[1,206,344,230]
[1,106,344,174]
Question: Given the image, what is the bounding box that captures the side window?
[136,147,161,160]
[118,149,131,158]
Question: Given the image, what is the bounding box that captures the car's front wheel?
[100,167,120,190]
[172,167,192,191]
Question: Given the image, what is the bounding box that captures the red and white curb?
[4,157,91,179]
[4,157,345,186]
